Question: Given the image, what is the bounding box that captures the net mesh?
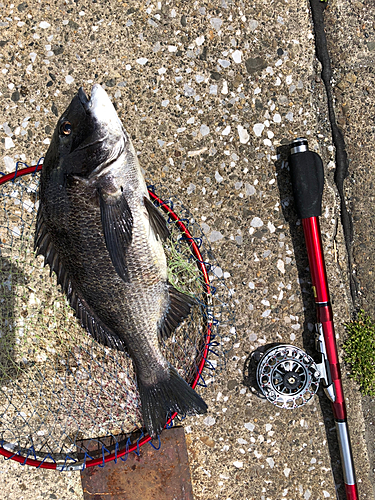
[0,169,235,467]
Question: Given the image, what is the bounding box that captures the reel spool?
[256,344,320,409]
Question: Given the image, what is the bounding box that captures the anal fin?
[158,284,196,340]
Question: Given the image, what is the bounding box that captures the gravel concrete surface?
[0,0,374,499]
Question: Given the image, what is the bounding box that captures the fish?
[34,84,208,437]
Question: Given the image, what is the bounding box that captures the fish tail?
[138,365,208,438]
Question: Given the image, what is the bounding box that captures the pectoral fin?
[99,189,133,282]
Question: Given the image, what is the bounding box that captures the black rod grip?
[288,140,324,219]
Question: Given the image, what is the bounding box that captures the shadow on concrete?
[243,342,281,400]
[0,257,27,383]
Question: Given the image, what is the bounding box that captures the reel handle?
[288,138,324,219]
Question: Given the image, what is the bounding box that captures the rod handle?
[288,138,324,219]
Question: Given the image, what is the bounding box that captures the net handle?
[0,164,212,469]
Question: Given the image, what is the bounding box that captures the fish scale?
[34,84,208,437]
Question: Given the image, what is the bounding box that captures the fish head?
[43,84,128,181]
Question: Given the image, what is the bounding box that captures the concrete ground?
[0,0,374,499]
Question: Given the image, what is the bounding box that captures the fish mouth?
[76,84,126,176]
[78,84,113,112]
[78,84,105,111]
[78,86,90,109]
[78,85,122,134]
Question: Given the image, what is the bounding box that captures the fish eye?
[60,121,72,136]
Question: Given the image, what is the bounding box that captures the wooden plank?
[80,427,194,500]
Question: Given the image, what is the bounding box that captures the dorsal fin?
[72,292,126,352]
[34,207,127,352]
[158,283,196,340]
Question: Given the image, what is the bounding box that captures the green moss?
[343,310,375,396]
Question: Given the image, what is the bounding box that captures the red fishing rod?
[288,138,358,500]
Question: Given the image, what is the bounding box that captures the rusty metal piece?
[80,427,194,500]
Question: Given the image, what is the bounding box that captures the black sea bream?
[34,84,207,437]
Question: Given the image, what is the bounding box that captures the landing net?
[0,163,235,469]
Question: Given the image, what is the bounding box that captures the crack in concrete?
[309,0,358,306]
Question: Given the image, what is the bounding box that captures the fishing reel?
[248,324,334,410]
[254,344,320,409]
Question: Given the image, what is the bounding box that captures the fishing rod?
[288,137,358,500]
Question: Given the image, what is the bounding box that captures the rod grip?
[288,139,324,219]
